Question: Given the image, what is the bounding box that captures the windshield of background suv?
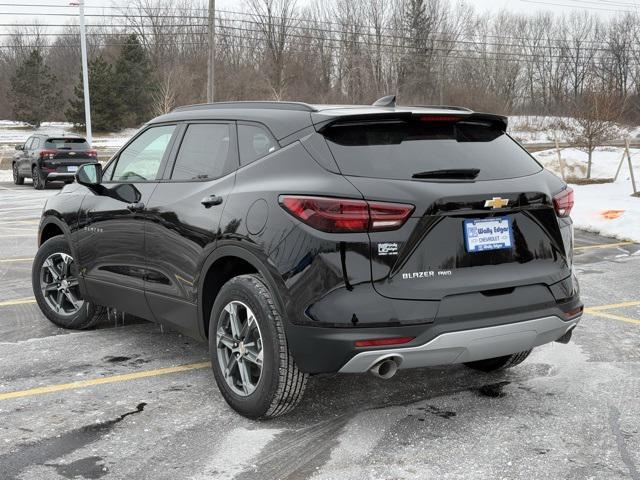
[45,138,89,150]
[322,118,542,181]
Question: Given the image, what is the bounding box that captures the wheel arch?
[198,244,290,340]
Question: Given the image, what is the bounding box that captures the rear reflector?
[354,336,414,348]
[563,305,583,319]
[279,195,414,233]
[553,187,574,217]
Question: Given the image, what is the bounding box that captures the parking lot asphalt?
[0,180,639,480]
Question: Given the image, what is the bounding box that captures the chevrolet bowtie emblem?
[484,197,509,209]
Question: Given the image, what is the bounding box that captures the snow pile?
[572,181,640,242]
[533,146,640,180]
[533,146,640,242]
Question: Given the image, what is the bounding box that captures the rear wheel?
[464,350,532,372]
[209,274,307,419]
[32,236,106,329]
[12,163,24,185]
[32,166,46,190]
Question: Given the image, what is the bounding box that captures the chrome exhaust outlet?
[369,358,399,379]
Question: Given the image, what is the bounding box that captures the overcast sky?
[1,0,637,33]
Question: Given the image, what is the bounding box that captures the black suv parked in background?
[13,134,97,189]
[32,99,582,419]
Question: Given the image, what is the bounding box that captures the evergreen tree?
[115,34,154,127]
[66,56,124,131]
[10,50,62,127]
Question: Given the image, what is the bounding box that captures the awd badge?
[378,243,398,256]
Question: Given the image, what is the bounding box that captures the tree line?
[1,0,640,131]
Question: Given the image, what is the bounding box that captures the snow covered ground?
[508,115,640,144]
[531,146,640,242]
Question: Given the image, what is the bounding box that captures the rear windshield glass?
[322,118,542,181]
[45,138,89,150]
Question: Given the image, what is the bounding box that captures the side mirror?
[75,163,103,186]
[15,144,23,151]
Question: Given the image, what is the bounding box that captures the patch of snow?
[508,115,640,144]
[191,427,280,480]
[533,146,640,180]
[572,180,640,243]
[0,120,136,150]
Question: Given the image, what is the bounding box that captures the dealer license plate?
[464,217,513,253]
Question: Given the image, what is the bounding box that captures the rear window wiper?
[411,168,480,180]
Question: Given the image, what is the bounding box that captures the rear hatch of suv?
[42,137,97,174]
[319,112,571,303]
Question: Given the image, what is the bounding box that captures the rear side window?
[238,124,278,166]
[322,118,541,181]
[45,138,89,150]
[31,138,41,150]
[171,123,231,180]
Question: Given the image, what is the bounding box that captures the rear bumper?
[44,172,75,181]
[338,315,580,373]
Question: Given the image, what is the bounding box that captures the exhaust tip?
[370,358,400,379]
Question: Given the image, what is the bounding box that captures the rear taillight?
[39,149,55,159]
[87,150,98,157]
[279,195,414,233]
[553,187,574,217]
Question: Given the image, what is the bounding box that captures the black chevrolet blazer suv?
[32,99,583,418]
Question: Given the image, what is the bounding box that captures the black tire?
[12,162,24,185]
[464,350,532,373]
[209,274,307,419]
[32,166,46,190]
[32,235,106,329]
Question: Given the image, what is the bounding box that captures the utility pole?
[207,0,215,103]
[73,0,92,145]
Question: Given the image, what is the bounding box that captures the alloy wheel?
[216,301,264,396]
[40,252,84,316]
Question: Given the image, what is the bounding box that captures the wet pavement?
[0,180,639,480]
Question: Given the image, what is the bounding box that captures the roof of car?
[153,101,505,141]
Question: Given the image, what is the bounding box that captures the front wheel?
[464,350,532,372]
[209,274,307,419]
[32,166,46,190]
[32,236,106,329]
[12,163,24,185]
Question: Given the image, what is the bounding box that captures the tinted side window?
[110,125,175,181]
[238,124,278,166]
[171,123,231,180]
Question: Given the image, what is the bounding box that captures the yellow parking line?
[0,297,36,307]
[587,301,640,311]
[574,241,636,251]
[0,257,33,264]
[0,362,211,401]
[584,309,640,325]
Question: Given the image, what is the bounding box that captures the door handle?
[127,201,145,212]
[201,195,223,208]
